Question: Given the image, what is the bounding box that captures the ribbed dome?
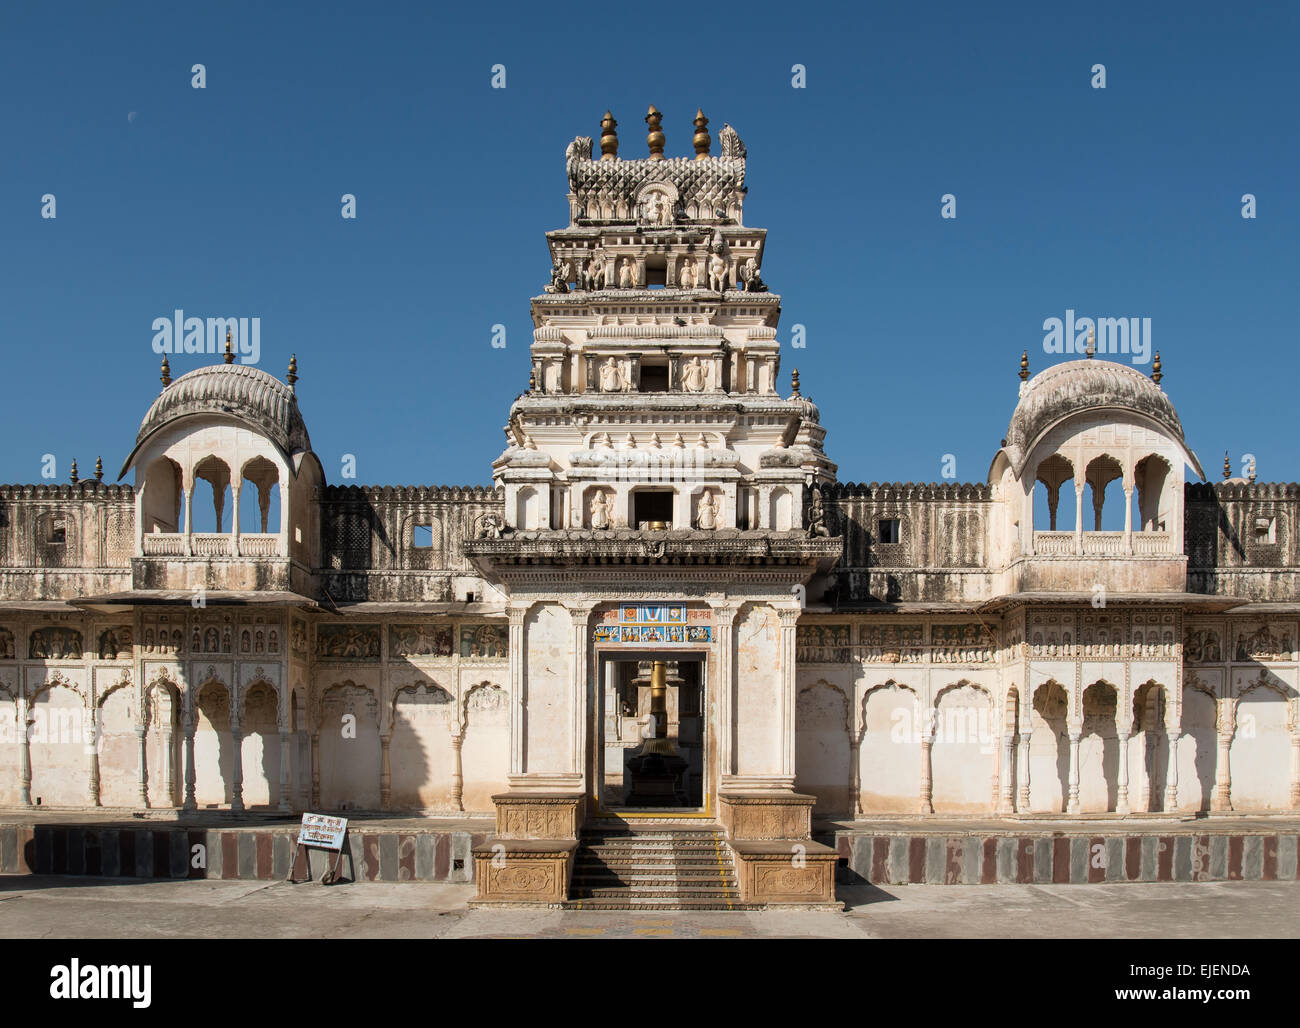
[121,364,310,477]
[1002,359,1199,477]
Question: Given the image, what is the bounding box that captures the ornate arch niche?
[856,680,920,814]
[239,678,281,809]
[192,675,235,808]
[460,681,508,813]
[95,671,140,808]
[1231,672,1298,810]
[389,678,455,810]
[1179,673,1218,813]
[316,679,381,811]
[1032,453,1076,531]
[1083,453,1125,531]
[930,679,996,814]
[26,671,88,807]
[795,680,852,815]
[1130,679,1173,812]
[1078,680,1120,812]
[1028,679,1069,813]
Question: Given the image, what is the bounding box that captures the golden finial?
[223,328,235,364]
[1085,325,1095,358]
[160,355,172,389]
[69,458,78,484]
[791,368,800,396]
[287,353,298,393]
[645,105,665,160]
[692,108,711,159]
[1223,451,1231,480]
[1151,351,1162,385]
[599,111,618,161]
[94,456,103,482]
[528,368,536,393]
[1019,350,1029,381]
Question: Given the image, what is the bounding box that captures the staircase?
[564,821,760,910]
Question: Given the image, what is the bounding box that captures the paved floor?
[1,876,1297,938]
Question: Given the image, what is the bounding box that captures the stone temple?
[3,109,1299,907]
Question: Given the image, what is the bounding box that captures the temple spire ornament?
[69,458,78,484]
[599,111,618,160]
[160,355,171,389]
[692,109,710,159]
[791,368,801,396]
[1085,326,1096,359]
[223,328,235,364]
[1151,351,1162,385]
[1019,350,1029,381]
[645,105,665,160]
[1224,451,1232,480]
[94,456,103,482]
[287,353,298,393]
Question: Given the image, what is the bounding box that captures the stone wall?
[0,484,134,600]
[1187,482,1300,597]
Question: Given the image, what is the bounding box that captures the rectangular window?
[878,518,900,544]
[412,525,434,548]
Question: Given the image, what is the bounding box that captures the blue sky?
[2,0,1295,512]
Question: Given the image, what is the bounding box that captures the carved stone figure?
[477,512,504,539]
[678,259,696,289]
[807,486,830,538]
[546,257,570,293]
[696,490,718,531]
[681,356,707,393]
[708,253,727,292]
[618,259,635,288]
[584,254,605,290]
[599,357,626,393]
[589,490,612,530]
[741,256,767,292]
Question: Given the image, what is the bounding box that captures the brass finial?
[692,108,711,159]
[160,355,172,388]
[528,368,536,392]
[223,328,235,364]
[599,111,618,160]
[1224,451,1231,480]
[287,353,298,393]
[1085,325,1095,358]
[94,456,103,482]
[1151,351,1162,385]
[645,105,665,160]
[791,368,800,396]
[69,458,78,484]
[1019,350,1029,381]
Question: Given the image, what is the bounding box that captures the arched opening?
[318,683,380,810]
[28,683,87,807]
[192,456,233,534]
[1134,453,1173,531]
[1230,682,1295,809]
[241,681,280,809]
[1032,455,1075,531]
[1084,455,1125,531]
[931,682,995,814]
[142,457,183,533]
[794,681,851,814]
[239,456,281,535]
[194,681,235,807]
[98,682,138,807]
[1079,681,1119,812]
[144,678,181,808]
[1178,685,1217,812]
[461,683,509,812]
[515,487,541,531]
[1029,680,1069,812]
[858,683,920,813]
[1131,681,1168,811]
[389,682,449,810]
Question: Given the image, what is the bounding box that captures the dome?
[1000,359,1203,479]
[119,363,311,477]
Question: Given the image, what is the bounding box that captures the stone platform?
[821,815,1300,885]
[0,809,492,884]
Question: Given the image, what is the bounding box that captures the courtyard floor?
[1,875,1296,939]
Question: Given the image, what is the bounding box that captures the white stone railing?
[1133,531,1173,555]
[1033,531,1075,555]
[191,534,231,558]
[238,534,279,557]
[142,533,186,556]
[1081,532,1127,556]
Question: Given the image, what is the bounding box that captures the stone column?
[1116,730,1131,814]
[1290,735,1300,809]
[1164,730,1181,811]
[379,733,392,808]
[183,485,194,556]
[849,736,861,815]
[86,707,102,806]
[1017,714,1032,811]
[918,734,934,815]
[183,715,197,811]
[18,698,32,806]
[310,732,321,807]
[231,484,241,555]
[229,716,245,813]
[713,604,738,781]
[1066,730,1082,814]
[1123,485,1134,553]
[778,608,799,781]
[1073,482,1084,555]
[1213,699,1234,812]
[278,730,291,812]
[135,725,150,808]
[162,725,176,807]
[998,731,1015,813]
[570,607,593,782]
[507,607,527,777]
[450,725,465,812]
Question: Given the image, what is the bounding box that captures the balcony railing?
[1033,531,1075,555]
[1081,532,1127,556]
[238,534,279,557]
[191,534,231,557]
[1033,530,1176,557]
[142,533,186,556]
[1133,531,1173,555]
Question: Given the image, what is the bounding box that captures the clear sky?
[2,0,1295,507]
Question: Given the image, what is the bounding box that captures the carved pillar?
[507,607,527,777]
[570,606,593,782]
[86,706,101,807]
[778,608,799,781]
[379,732,392,808]
[1046,483,1060,531]
[849,736,861,815]
[713,604,738,780]
[1213,698,1234,812]
[183,485,194,556]
[1123,485,1134,554]
[161,725,176,807]
[1017,730,1031,811]
[135,725,150,808]
[18,698,32,806]
[1164,730,1181,811]
[1116,730,1131,814]
[231,483,241,554]
[1073,482,1084,555]
[310,732,321,807]
[1290,734,1300,809]
[918,729,935,815]
[229,715,245,813]
[278,730,290,812]
[1066,730,1082,814]
[183,713,197,811]
[450,724,465,812]
[998,731,1015,814]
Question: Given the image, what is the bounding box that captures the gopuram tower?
[467,109,842,906]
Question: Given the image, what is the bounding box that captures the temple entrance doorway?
[595,653,707,813]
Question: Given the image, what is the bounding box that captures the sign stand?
[287,813,350,885]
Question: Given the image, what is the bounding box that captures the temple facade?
[2,109,1299,906]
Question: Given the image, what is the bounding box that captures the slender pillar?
[18,698,32,806]
[1017,727,1031,812]
[1066,730,1082,814]
[135,726,150,808]
[379,733,392,808]
[229,719,245,813]
[918,711,935,815]
[310,732,321,807]
[714,604,738,781]
[1139,730,1153,811]
[183,485,194,556]
[778,608,799,781]
[86,703,101,806]
[507,607,526,778]
[278,731,290,812]
[162,727,176,807]
[1073,482,1084,555]
[998,732,1015,813]
[1123,485,1134,553]
[450,727,465,812]
[1212,698,1234,812]
[183,718,197,811]
[1116,731,1131,814]
[231,484,241,555]
[849,738,861,815]
[1290,736,1300,809]
[1164,730,1181,811]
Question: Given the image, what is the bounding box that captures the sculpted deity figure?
[696,489,718,531]
[807,485,830,538]
[547,257,570,293]
[681,355,707,392]
[599,357,626,392]
[589,490,612,530]
[678,259,695,289]
[708,252,727,292]
[741,256,768,292]
[477,512,504,539]
[585,253,605,290]
[618,258,635,288]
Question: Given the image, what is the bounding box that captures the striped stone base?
[828,830,1300,885]
[0,822,489,883]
